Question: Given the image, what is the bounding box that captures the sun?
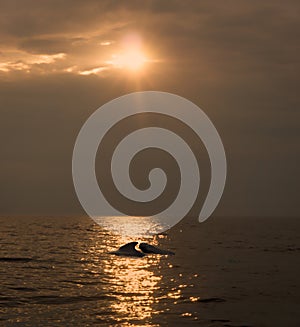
[111,49,147,71]
[107,34,149,72]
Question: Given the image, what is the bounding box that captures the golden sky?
[0,0,299,216]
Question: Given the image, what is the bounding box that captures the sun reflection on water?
[93,216,170,238]
[80,221,201,325]
[84,225,165,325]
[103,229,163,324]
[103,256,162,324]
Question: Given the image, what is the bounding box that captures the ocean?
[0,216,299,326]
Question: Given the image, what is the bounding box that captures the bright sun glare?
[108,34,148,72]
[114,50,147,71]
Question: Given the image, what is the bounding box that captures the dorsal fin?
[118,242,138,252]
[109,242,145,257]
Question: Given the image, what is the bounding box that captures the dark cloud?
[19,38,74,54]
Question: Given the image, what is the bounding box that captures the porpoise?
[109,241,145,257]
[109,242,175,257]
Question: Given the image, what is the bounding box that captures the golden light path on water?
[86,235,162,324]
[94,216,168,237]
[103,256,161,324]
[81,216,193,326]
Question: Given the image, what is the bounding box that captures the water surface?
[1,216,299,326]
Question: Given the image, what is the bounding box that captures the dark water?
[0,216,299,326]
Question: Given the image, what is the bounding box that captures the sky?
[0,0,299,217]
